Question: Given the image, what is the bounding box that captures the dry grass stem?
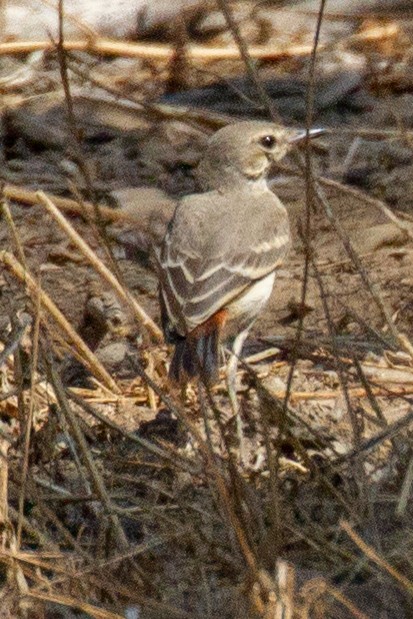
[322,585,370,619]
[26,589,125,619]
[0,197,27,269]
[46,359,128,550]
[0,440,9,537]
[0,250,120,393]
[0,22,398,60]
[17,273,42,548]
[341,520,413,595]
[320,177,413,245]
[37,191,163,341]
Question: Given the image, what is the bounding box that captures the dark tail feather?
[169,331,220,387]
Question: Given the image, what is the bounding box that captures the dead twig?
[1,195,27,269]
[67,390,196,473]
[17,272,41,548]
[334,407,413,466]
[37,191,163,342]
[0,23,399,59]
[320,177,413,245]
[45,354,129,551]
[0,250,120,393]
[25,589,124,619]
[341,520,413,595]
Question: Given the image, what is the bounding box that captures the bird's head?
[197,121,324,191]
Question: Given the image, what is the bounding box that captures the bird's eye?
[260,135,276,149]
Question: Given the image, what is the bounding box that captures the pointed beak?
[288,128,326,144]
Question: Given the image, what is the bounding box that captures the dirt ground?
[2,3,413,618]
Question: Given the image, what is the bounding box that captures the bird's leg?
[226,329,249,464]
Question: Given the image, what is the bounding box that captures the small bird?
[158,121,321,397]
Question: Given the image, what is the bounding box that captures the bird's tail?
[169,330,220,387]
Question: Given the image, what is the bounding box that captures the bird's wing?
[159,194,290,334]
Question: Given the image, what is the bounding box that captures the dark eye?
[260,135,276,149]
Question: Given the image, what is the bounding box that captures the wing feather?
[159,191,291,334]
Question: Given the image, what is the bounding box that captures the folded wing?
[159,191,290,336]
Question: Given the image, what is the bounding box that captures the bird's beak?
[288,128,326,144]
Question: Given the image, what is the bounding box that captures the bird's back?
[164,187,290,268]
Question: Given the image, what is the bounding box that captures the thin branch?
[0,23,399,59]
[37,191,163,341]
[0,250,120,393]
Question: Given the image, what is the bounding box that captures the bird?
[157,120,321,442]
